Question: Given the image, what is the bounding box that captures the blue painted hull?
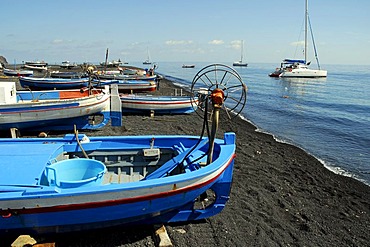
[19,76,89,89]
[0,133,235,235]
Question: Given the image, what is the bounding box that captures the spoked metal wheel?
[190,64,248,120]
[190,64,248,164]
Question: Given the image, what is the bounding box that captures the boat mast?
[240,40,244,62]
[104,48,109,72]
[304,0,308,64]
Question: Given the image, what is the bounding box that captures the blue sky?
[1,0,369,65]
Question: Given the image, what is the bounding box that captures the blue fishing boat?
[0,132,236,236]
[120,94,198,114]
[3,68,34,77]
[19,76,90,90]
[0,64,247,238]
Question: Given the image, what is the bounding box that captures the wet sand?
[2,74,370,247]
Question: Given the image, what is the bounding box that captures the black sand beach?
[2,74,370,247]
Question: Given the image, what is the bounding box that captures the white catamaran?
[271,0,327,78]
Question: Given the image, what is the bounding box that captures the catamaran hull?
[279,69,327,78]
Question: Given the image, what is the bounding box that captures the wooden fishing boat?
[25,61,48,67]
[98,73,157,81]
[49,71,88,79]
[3,68,34,77]
[23,64,48,71]
[0,64,248,239]
[59,61,78,69]
[100,79,157,93]
[19,76,90,90]
[0,130,236,236]
[0,82,122,131]
[120,94,198,114]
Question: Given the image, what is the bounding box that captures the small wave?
[319,158,370,186]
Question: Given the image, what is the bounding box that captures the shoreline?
[2,72,370,246]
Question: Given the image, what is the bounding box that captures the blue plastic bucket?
[45,158,106,188]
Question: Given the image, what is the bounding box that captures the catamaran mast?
[304,0,308,64]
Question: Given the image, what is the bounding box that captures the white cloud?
[290,41,305,46]
[51,39,64,44]
[230,40,242,49]
[165,40,194,45]
[208,40,224,45]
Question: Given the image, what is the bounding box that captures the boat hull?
[3,68,33,77]
[279,68,327,78]
[101,80,157,93]
[19,76,89,90]
[120,95,198,114]
[0,88,111,130]
[0,133,236,235]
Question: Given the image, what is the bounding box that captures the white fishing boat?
[25,61,48,67]
[120,94,198,114]
[23,64,48,71]
[60,61,78,69]
[0,82,122,131]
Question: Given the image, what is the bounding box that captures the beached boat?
[25,61,48,67]
[0,131,236,236]
[100,59,122,67]
[19,76,90,90]
[270,0,327,78]
[101,79,157,93]
[59,61,78,69]
[50,71,88,79]
[0,82,122,131]
[98,73,157,81]
[3,68,34,77]
[23,64,48,71]
[120,94,198,114]
[233,40,248,67]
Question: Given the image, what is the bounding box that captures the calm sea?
[135,61,369,186]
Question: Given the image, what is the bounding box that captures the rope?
[74,125,89,158]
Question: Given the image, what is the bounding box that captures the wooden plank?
[154,225,173,247]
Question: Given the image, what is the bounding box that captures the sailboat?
[233,40,248,67]
[143,47,151,65]
[270,0,327,78]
